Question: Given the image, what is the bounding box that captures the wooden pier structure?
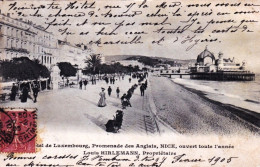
[190,72,255,81]
[160,72,255,81]
[160,73,190,78]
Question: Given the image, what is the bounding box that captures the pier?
[160,72,255,81]
[190,72,255,81]
[160,73,190,78]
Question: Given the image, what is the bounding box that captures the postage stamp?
[0,108,37,153]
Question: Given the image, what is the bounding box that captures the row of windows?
[41,56,53,65]
[6,38,52,54]
[3,26,55,47]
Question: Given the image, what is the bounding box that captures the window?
[6,38,9,48]
[7,27,9,36]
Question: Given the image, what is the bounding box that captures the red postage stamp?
[0,108,37,153]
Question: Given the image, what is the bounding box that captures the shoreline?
[169,78,260,132]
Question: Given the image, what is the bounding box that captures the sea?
[171,74,260,113]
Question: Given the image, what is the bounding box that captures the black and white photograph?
[0,0,259,166]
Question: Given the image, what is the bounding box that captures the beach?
[149,75,260,135]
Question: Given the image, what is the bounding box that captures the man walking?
[108,86,112,96]
[79,80,83,89]
[116,87,120,98]
[10,83,17,101]
[140,84,145,96]
[32,83,39,103]
[83,80,88,90]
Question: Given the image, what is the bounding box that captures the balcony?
[6,47,29,54]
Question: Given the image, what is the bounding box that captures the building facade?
[0,12,57,69]
[0,12,91,70]
[57,40,90,69]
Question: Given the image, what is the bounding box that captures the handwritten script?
[2,152,238,167]
[3,0,260,51]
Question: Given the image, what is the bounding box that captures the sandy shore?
[149,75,260,135]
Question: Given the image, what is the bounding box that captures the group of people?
[121,84,138,109]
[107,86,121,98]
[104,76,116,85]
[10,81,40,103]
[79,80,88,90]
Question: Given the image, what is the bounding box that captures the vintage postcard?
[0,0,259,166]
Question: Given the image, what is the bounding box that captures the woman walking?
[98,88,106,107]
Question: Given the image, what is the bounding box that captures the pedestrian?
[66,78,69,87]
[108,86,112,96]
[98,88,106,107]
[144,80,148,90]
[83,80,88,90]
[32,83,39,103]
[112,77,115,84]
[10,83,17,101]
[116,87,120,98]
[129,77,131,83]
[140,84,145,96]
[79,80,83,89]
[110,77,113,84]
[105,77,109,84]
[21,84,29,103]
[93,75,96,85]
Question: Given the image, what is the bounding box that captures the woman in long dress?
[98,88,106,107]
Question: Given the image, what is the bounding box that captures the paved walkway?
[1,75,174,143]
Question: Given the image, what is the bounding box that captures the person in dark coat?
[32,84,39,103]
[108,86,112,96]
[83,80,88,90]
[105,77,109,84]
[115,110,123,129]
[21,84,29,103]
[116,87,120,98]
[10,83,17,101]
[144,80,148,90]
[140,84,145,96]
[79,80,83,89]
[112,77,115,84]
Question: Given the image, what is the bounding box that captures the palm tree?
[85,54,102,74]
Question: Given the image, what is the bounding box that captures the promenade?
[1,74,259,141]
[0,75,174,143]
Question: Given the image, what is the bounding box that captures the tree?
[85,54,102,74]
[0,57,50,81]
[57,62,77,77]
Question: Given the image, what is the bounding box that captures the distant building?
[57,40,90,69]
[115,60,146,69]
[190,47,247,73]
[190,47,255,81]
